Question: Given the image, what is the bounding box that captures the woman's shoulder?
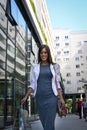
[53,63,60,68]
[32,63,39,68]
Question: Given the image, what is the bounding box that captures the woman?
[21,44,65,130]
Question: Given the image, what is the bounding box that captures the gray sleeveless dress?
[36,64,57,130]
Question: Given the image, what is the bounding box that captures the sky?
[46,0,87,31]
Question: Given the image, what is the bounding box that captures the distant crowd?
[76,98,87,121]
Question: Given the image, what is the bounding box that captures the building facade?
[31,0,55,59]
[53,28,87,98]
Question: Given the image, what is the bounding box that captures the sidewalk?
[30,114,87,130]
[3,114,87,130]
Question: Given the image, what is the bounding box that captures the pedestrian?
[76,99,82,119]
[21,44,65,130]
[82,98,87,121]
[82,98,86,119]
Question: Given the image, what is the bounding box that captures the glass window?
[16,48,25,81]
[6,0,17,26]
[65,43,69,46]
[14,5,26,40]
[81,71,84,73]
[6,73,14,123]
[11,0,18,23]
[8,21,15,43]
[0,5,7,32]
[56,43,60,46]
[66,73,71,77]
[16,47,25,62]
[27,52,31,59]
[0,0,7,10]
[6,99,13,117]
[66,80,71,84]
[56,36,59,40]
[0,68,5,99]
[64,50,69,54]
[81,63,84,66]
[0,68,5,128]
[27,65,31,72]
[78,50,82,54]
[16,31,25,54]
[65,36,68,39]
[66,58,69,61]
[0,29,6,69]
[15,79,25,108]
[76,65,80,68]
[26,59,31,65]
[7,40,15,73]
[31,53,35,64]
[31,36,38,55]
[26,45,31,52]
[75,57,79,61]
[76,72,80,76]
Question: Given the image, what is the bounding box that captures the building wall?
[53,28,87,95]
[32,0,55,61]
[0,0,39,129]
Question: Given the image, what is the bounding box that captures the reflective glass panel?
[8,21,15,43]
[0,29,6,69]
[16,48,25,81]
[0,68,5,128]
[7,39,15,74]
[6,73,14,123]
[0,4,7,32]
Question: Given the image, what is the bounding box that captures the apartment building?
[53,28,87,99]
[32,0,55,59]
[0,0,53,129]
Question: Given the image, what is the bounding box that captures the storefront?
[0,0,42,129]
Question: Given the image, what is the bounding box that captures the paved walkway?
[30,114,87,130]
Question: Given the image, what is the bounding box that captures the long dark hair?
[38,44,54,64]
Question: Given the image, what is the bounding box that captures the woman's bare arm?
[21,87,34,104]
[57,88,65,105]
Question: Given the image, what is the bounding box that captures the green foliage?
[29,0,48,43]
[66,99,72,113]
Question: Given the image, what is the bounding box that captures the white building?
[31,0,55,60]
[53,28,87,96]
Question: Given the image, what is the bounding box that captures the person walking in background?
[21,44,65,130]
[82,98,86,119]
[76,99,82,119]
[82,98,87,121]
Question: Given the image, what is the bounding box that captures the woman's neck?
[41,61,49,65]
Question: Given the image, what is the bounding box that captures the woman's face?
[40,48,48,62]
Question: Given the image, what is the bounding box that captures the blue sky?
[46,0,87,31]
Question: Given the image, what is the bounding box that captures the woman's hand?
[58,97,67,116]
[21,87,33,105]
[21,96,27,105]
[59,97,65,107]
[57,88,65,106]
